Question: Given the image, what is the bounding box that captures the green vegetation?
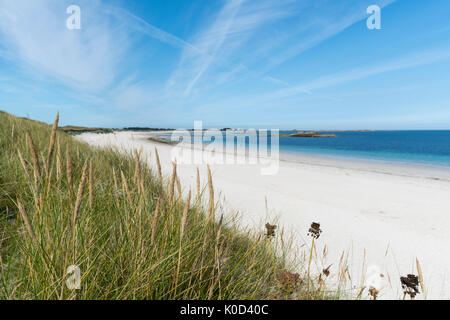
[0,111,334,300]
[59,126,113,135]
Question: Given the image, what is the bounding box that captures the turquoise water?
[279,131,450,168]
[156,130,450,168]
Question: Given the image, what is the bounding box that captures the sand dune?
[77,131,450,300]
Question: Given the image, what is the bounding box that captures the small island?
[281,131,337,138]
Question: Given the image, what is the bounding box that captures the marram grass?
[0,111,335,300]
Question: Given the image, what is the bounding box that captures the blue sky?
[0,0,450,129]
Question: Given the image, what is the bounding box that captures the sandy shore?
[77,131,450,299]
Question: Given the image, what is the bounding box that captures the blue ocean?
[155,130,450,168]
[278,130,450,168]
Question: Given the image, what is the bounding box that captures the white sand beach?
[77,131,450,300]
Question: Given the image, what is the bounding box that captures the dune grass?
[0,111,336,300]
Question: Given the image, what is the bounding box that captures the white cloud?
[0,0,132,92]
[167,0,298,96]
[103,5,199,53]
[167,0,397,98]
[258,0,396,73]
[268,46,450,99]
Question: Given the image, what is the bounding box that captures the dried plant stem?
[196,167,200,198]
[73,161,88,229]
[56,137,62,180]
[89,159,94,209]
[174,191,191,297]
[46,112,59,178]
[66,146,74,196]
[169,162,177,203]
[17,150,31,185]
[16,152,40,212]
[207,165,214,220]
[46,165,54,194]
[17,199,37,243]
[112,167,120,208]
[40,152,48,180]
[307,237,315,299]
[155,147,162,184]
[176,176,182,197]
[26,132,41,183]
[416,258,425,295]
[180,191,191,241]
[150,199,160,246]
[121,170,133,207]
[265,196,269,217]
[134,151,142,194]
[112,168,118,192]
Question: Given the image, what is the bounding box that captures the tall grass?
[0,111,335,300]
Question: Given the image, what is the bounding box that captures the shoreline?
[278,151,450,182]
[77,131,450,299]
[145,131,450,181]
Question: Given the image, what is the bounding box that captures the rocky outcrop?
[281,131,337,138]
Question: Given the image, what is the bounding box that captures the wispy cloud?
[0,0,132,92]
[169,0,245,96]
[168,0,298,96]
[257,0,396,73]
[104,5,199,52]
[0,0,198,110]
[167,0,396,97]
[2,0,449,129]
[267,46,450,99]
[182,44,450,116]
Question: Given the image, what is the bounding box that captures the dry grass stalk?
[416,258,425,295]
[56,137,62,180]
[89,159,94,209]
[16,151,40,212]
[180,191,191,241]
[26,132,41,183]
[356,286,365,300]
[38,192,44,213]
[174,190,192,298]
[120,170,133,207]
[307,237,315,299]
[265,196,269,216]
[17,199,37,243]
[150,199,160,246]
[169,162,177,203]
[196,167,200,198]
[46,112,59,177]
[46,164,54,194]
[73,161,89,227]
[133,153,139,181]
[134,151,143,195]
[40,152,48,179]
[176,176,182,197]
[112,167,120,208]
[66,146,74,196]
[112,167,118,191]
[207,165,214,220]
[208,268,222,300]
[155,147,162,184]
[17,150,31,184]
